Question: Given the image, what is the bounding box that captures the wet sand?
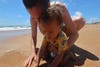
[0,24,100,67]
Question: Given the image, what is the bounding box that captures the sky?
[0,0,100,26]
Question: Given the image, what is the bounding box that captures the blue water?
[0,29,31,40]
[0,25,41,41]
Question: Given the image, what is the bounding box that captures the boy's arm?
[48,50,65,67]
[48,39,69,67]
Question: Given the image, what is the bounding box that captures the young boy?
[33,7,75,67]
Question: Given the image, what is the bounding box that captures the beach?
[0,24,100,67]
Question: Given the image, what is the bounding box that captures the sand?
[0,24,100,67]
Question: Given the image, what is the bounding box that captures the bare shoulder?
[50,1,68,20]
[50,1,67,12]
[50,1,65,7]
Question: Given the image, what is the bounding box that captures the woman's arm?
[35,38,48,66]
[61,5,79,48]
[30,16,37,51]
[24,17,37,67]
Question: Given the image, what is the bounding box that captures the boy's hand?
[24,53,37,67]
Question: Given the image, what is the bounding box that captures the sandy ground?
[0,24,100,67]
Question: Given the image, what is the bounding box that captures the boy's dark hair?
[40,6,63,25]
[23,0,49,10]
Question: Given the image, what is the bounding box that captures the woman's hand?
[32,58,39,67]
[24,53,37,67]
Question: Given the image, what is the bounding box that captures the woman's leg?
[62,16,86,36]
[72,16,86,31]
[59,50,76,66]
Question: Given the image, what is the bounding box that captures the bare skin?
[24,3,85,67]
[34,19,69,67]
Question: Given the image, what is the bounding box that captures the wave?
[0,26,31,31]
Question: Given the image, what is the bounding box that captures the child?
[33,7,75,67]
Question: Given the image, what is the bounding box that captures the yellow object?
[43,31,69,52]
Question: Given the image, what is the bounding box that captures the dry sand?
[0,24,100,67]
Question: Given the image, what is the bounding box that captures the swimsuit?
[43,31,69,58]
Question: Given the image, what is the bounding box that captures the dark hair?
[23,0,49,10]
[40,6,63,25]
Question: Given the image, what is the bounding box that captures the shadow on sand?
[40,45,99,67]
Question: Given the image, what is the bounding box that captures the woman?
[23,0,85,67]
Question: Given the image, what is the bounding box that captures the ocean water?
[0,26,31,40]
[0,26,31,31]
[0,25,41,40]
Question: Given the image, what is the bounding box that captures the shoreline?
[0,24,100,67]
[0,29,31,40]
